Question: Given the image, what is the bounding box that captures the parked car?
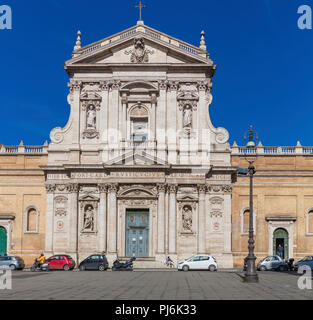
[178,255,217,271]
[0,256,25,270]
[257,255,287,271]
[46,255,75,271]
[79,254,109,271]
[294,256,313,271]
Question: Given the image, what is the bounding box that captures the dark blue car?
[294,256,313,271]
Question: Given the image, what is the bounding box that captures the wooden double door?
[125,210,149,258]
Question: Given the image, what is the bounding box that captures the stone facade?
[43,21,235,268]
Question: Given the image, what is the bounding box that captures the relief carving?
[125,37,154,63]
[54,196,68,217]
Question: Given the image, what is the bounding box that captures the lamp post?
[243,126,259,283]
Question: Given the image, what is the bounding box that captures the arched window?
[305,207,313,236]
[243,210,249,234]
[240,207,256,235]
[24,206,39,233]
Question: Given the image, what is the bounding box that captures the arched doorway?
[273,228,288,259]
[0,226,7,256]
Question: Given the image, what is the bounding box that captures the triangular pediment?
[66,24,214,67]
[105,150,169,166]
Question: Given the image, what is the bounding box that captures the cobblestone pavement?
[0,269,312,300]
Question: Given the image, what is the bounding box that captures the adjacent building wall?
[231,147,313,267]
[0,145,48,266]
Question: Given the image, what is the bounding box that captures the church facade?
[0,21,312,268]
[44,21,235,268]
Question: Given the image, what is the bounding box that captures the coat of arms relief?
[125,37,154,63]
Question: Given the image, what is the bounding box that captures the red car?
[46,255,76,271]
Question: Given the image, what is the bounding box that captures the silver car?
[257,255,286,271]
[0,256,25,270]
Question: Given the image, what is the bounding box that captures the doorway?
[125,209,149,257]
[273,228,289,259]
[0,226,7,256]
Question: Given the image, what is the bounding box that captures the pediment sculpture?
[125,37,154,63]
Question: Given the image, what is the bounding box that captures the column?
[121,94,128,143]
[167,82,178,164]
[107,183,118,253]
[157,81,167,161]
[98,184,108,253]
[100,81,110,162]
[68,80,82,163]
[197,82,207,162]
[223,186,232,254]
[157,184,166,253]
[45,184,56,255]
[198,184,207,253]
[68,183,79,261]
[109,81,120,158]
[168,184,177,253]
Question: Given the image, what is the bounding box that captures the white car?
[178,255,218,271]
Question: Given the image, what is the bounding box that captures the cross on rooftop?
[135,0,146,21]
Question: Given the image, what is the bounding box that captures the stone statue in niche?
[182,205,193,231]
[183,106,192,129]
[83,205,94,231]
[86,105,96,129]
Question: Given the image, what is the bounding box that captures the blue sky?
[0,0,312,146]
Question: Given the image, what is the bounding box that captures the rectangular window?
[131,118,148,141]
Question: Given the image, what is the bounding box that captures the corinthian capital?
[197,80,208,91]
[198,184,207,194]
[157,183,166,194]
[111,80,121,90]
[68,80,82,93]
[168,81,179,91]
[99,81,111,91]
[108,183,119,193]
[222,185,232,194]
[45,184,56,193]
[158,80,168,91]
[66,183,79,193]
[98,184,108,193]
[168,184,177,194]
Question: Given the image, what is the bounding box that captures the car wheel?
[9,264,16,270]
[259,265,266,271]
[99,265,105,271]
[79,265,86,271]
[209,265,216,272]
[182,265,189,272]
[279,265,285,272]
[63,264,70,271]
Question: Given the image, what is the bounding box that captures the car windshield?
[301,256,313,262]
[65,255,73,260]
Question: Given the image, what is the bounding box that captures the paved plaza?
[0,269,312,300]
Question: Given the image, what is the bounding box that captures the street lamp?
[243,125,259,283]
